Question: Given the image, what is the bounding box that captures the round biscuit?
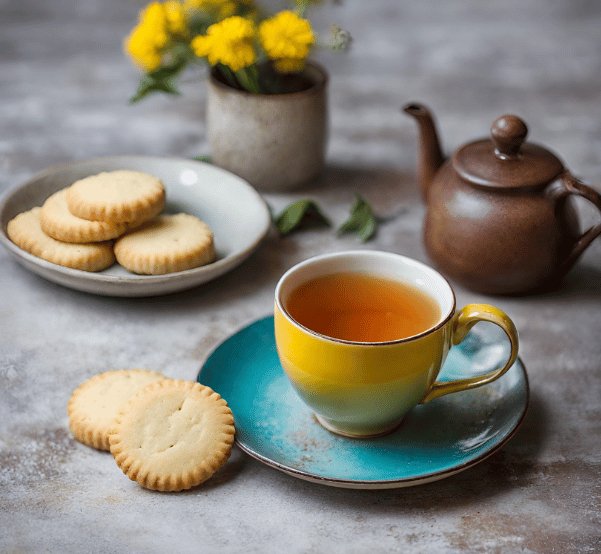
[7,207,115,272]
[66,170,165,224]
[114,213,215,275]
[109,380,235,492]
[41,188,129,243]
[67,369,166,451]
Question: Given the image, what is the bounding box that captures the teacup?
[274,250,519,438]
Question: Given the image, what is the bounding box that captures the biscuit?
[66,170,165,224]
[109,380,235,492]
[7,208,115,272]
[67,369,166,451]
[41,189,129,243]
[114,213,215,275]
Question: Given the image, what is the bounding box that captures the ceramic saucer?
[198,316,529,489]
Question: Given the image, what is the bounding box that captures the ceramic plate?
[0,156,271,297]
[199,316,529,489]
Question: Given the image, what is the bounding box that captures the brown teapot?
[404,103,601,295]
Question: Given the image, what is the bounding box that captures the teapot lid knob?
[491,115,528,159]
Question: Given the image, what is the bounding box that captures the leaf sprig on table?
[189,155,381,242]
[275,199,331,234]
[337,194,377,242]
[275,194,378,242]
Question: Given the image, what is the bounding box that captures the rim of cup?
[274,250,457,346]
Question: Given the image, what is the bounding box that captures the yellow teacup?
[274,251,519,438]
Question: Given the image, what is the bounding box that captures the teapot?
[404,103,601,295]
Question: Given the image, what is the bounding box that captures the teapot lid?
[453,115,564,189]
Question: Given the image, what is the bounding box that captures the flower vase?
[206,62,328,192]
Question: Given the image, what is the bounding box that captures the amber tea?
[284,272,441,343]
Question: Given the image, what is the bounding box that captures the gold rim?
[275,251,456,346]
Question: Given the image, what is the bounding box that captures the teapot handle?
[557,171,601,273]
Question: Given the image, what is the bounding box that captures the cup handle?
[421,304,519,403]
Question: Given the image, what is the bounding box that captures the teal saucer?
[198,316,529,489]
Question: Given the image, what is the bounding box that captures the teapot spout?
[403,103,445,201]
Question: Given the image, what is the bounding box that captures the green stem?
[295,0,310,17]
[247,65,262,92]
[218,65,239,89]
[235,66,261,94]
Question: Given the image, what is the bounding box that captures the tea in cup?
[274,250,519,438]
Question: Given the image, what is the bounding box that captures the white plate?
[0,156,271,297]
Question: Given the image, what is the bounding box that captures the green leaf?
[129,73,181,103]
[338,194,377,242]
[192,155,212,163]
[275,199,331,235]
[129,54,189,103]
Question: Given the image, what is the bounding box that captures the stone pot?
[206,62,328,191]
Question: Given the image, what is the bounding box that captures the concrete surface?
[1,0,600,552]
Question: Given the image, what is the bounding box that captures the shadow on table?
[148,448,250,497]
[534,262,601,301]
[196,447,250,492]
[263,391,549,510]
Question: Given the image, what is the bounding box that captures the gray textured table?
[1,1,600,552]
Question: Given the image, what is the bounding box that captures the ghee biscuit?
[109,380,235,492]
[67,369,166,451]
[7,207,115,272]
[114,213,215,275]
[66,170,165,223]
[41,188,129,243]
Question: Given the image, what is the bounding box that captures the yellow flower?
[259,10,314,73]
[164,1,188,36]
[124,3,166,71]
[183,0,236,19]
[141,2,170,47]
[125,28,161,71]
[125,1,187,72]
[191,16,256,72]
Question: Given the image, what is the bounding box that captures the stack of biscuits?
[68,369,235,492]
[7,170,215,275]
